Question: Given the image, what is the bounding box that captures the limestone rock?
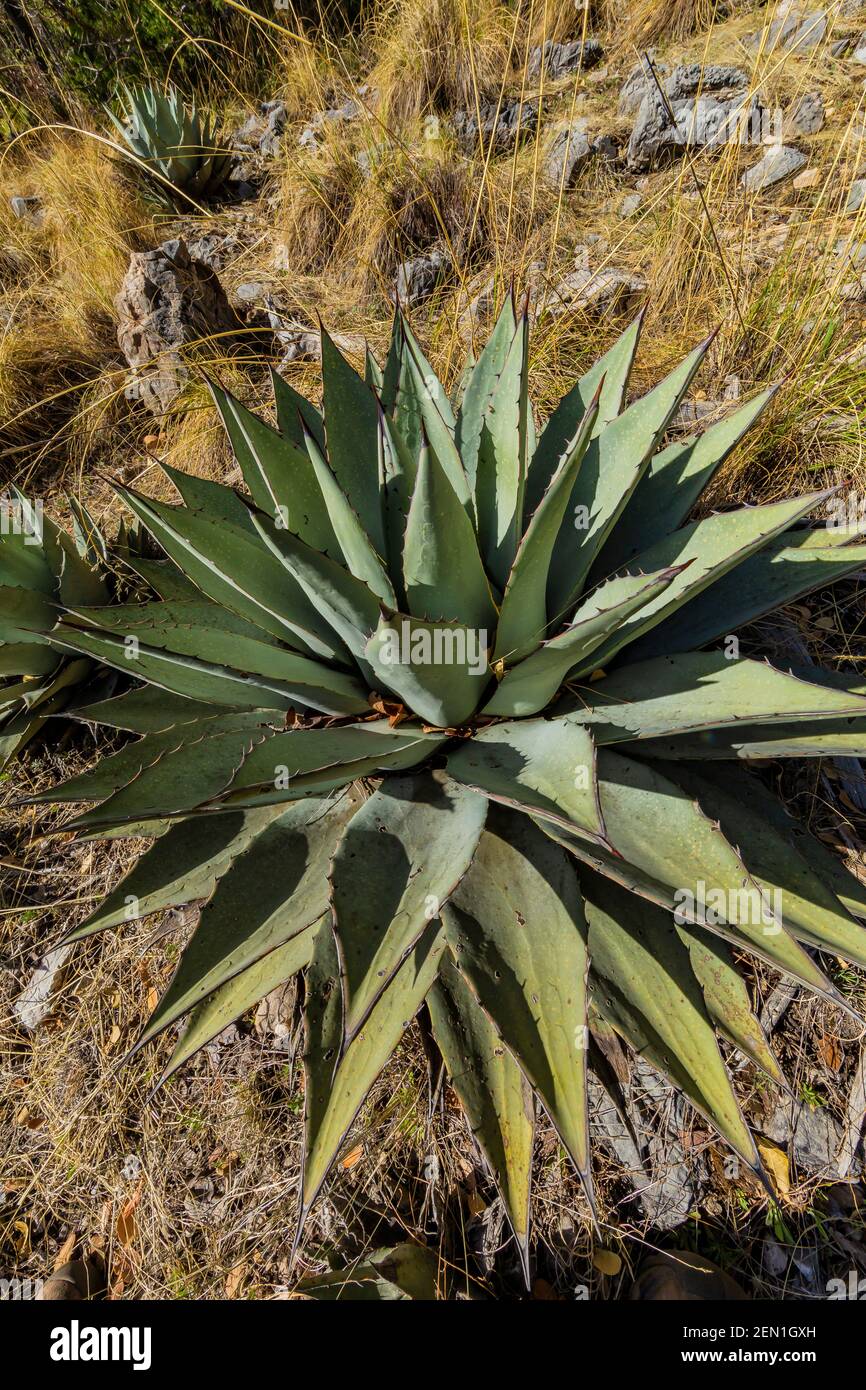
[740,144,808,191]
[785,89,825,135]
[452,99,537,153]
[527,38,603,80]
[115,238,243,413]
[544,121,591,188]
[627,64,767,170]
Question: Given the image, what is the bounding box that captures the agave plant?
[108,85,233,204]
[25,302,866,1282]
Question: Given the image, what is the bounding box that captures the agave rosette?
[108,84,232,202]
[25,301,866,1277]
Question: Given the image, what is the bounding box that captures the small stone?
[392,247,449,306]
[234,281,266,302]
[793,167,820,189]
[10,194,42,226]
[785,90,825,135]
[740,145,807,191]
[618,192,643,217]
[854,30,866,63]
[591,132,619,161]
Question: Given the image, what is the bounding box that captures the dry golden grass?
[370,0,515,125]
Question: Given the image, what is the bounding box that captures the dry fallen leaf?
[225,1262,248,1298]
[818,1034,843,1071]
[592,1248,623,1277]
[54,1230,77,1269]
[116,1182,143,1249]
[758,1139,791,1198]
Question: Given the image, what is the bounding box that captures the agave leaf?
[135,794,358,1050]
[543,749,843,1003]
[402,428,496,630]
[320,328,386,556]
[428,954,534,1284]
[547,336,713,617]
[301,917,448,1222]
[581,868,762,1173]
[216,737,446,811]
[116,487,346,662]
[29,715,256,805]
[455,294,517,497]
[70,685,232,733]
[636,537,866,656]
[270,369,326,453]
[572,653,866,745]
[377,401,416,598]
[0,645,58,677]
[249,508,379,673]
[472,309,530,590]
[215,722,443,804]
[577,490,835,672]
[525,312,644,516]
[160,457,258,537]
[446,718,606,845]
[69,806,286,939]
[366,611,491,727]
[394,324,471,510]
[595,387,777,576]
[661,762,866,971]
[441,808,592,1198]
[160,921,318,1084]
[675,921,786,1087]
[61,724,275,831]
[494,388,599,664]
[635,722,866,760]
[299,417,395,605]
[62,600,370,715]
[124,556,201,602]
[330,774,487,1042]
[49,623,311,712]
[0,587,58,643]
[483,567,682,717]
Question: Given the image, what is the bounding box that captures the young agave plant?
[0,494,112,769]
[108,84,233,204]
[27,302,866,1282]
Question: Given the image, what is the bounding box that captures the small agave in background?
[107,84,233,205]
[14,300,866,1285]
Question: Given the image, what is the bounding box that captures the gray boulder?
[392,247,450,306]
[115,239,243,413]
[527,38,603,80]
[785,89,825,135]
[740,144,808,191]
[847,178,866,212]
[627,64,767,170]
[618,54,668,117]
[452,99,538,153]
[544,121,591,188]
[749,8,829,53]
